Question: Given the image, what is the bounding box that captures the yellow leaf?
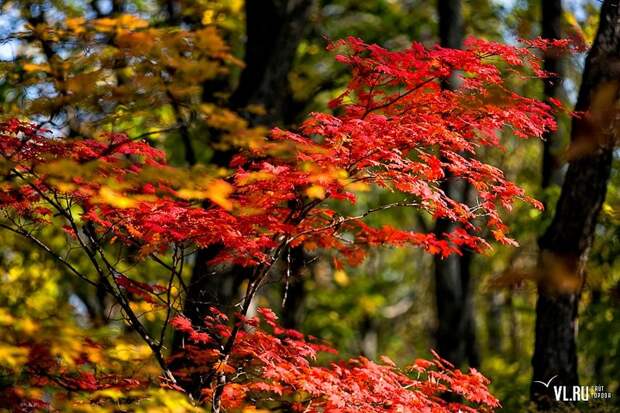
[15,318,38,335]
[236,171,273,186]
[108,343,151,361]
[93,14,148,32]
[0,345,29,368]
[92,17,117,32]
[118,14,149,30]
[207,179,233,210]
[202,9,215,25]
[55,182,76,192]
[23,63,51,73]
[306,185,326,199]
[0,309,15,325]
[563,11,589,45]
[346,181,370,192]
[333,270,349,287]
[92,388,124,401]
[66,17,86,34]
[98,187,137,208]
[177,189,209,200]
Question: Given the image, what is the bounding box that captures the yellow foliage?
[207,179,234,210]
[23,63,51,73]
[200,104,247,131]
[176,188,210,200]
[50,326,88,366]
[333,269,350,287]
[242,408,270,413]
[97,187,138,208]
[92,17,118,31]
[306,185,326,200]
[0,308,15,325]
[108,343,152,362]
[91,388,125,401]
[202,10,215,25]
[168,85,202,99]
[346,181,371,192]
[175,175,234,211]
[0,344,29,368]
[93,14,149,32]
[133,388,204,413]
[359,295,385,315]
[66,17,86,34]
[216,127,268,151]
[115,30,156,53]
[236,171,274,186]
[130,301,164,322]
[15,317,39,335]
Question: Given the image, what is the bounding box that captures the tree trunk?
[230,0,314,125]
[434,0,479,369]
[181,0,314,329]
[281,246,308,329]
[486,292,502,353]
[172,3,315,396]
[541,0,564,190]
[507,291,520,360]
[531,0,619,407]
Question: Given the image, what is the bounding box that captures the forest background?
[0,0,618,412]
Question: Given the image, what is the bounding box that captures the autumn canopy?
[0,1,616,412]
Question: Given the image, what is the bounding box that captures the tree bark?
[433,0,479,368]
[230,0,314,125]
[486,292,502,353]
[541,0,564,190]
[531,0,619,407]
[281,246,307,329]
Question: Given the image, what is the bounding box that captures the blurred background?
[0,0,618,411]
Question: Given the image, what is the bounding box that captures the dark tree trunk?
[360,315,378,359]
[541,0,564,190]
[507,292,520,360]
[531,0,619,407]
[180,0,314,330]
[181,246,246,330]
[281,246,307,329]
[486,292,502,353]
[461,248,480,367]
[590,288,605,383]
[231,0,314,125]
[434,0,478,369]
[172,2,315,392]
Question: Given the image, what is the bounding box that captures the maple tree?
[0,32,572,411]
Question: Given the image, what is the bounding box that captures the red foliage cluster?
[0,36,570,411]
[169,307,500,412]
[1,37,560,269]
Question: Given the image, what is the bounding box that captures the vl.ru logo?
[534,375,613,402]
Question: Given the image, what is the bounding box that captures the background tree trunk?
[433,0,479,368]
[230,0,314,126]
[541,0,564,190]
[280,246,308,329]
[171,1,314,396]
[182,0,315,328]
[531,0,619,407]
